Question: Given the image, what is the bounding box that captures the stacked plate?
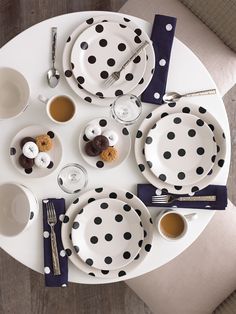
[135,102,227,195]
[62,14,155,106]
[61,187,154,279]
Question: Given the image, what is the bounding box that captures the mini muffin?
[19,154,34,169]
[85,141,102,157]
[100,147,118,162]
[20,137,36,149]
[92,135,109,151]
[36,134,53,152]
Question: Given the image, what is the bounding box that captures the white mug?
[38,94,76,124]
[155,210,197,241]
[0,183,39,237]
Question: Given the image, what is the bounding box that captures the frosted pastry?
[22,141,39,159]
[85,141,102,157]
[35,152,51,168]
[20,137,36,149]
[100,147,118,162]
[35,134,53,152]
[102,130,119,146]
[92,135,109,151]
[85,124,102,140]
[19,154,34,169]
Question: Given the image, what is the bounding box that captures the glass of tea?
[38,94,76,124]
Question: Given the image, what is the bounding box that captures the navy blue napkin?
[137,184,227,210]
[42,198,68,287]
[141,14,177,104]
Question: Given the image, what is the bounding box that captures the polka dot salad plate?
[9,125,63,178]
[70,21,147,98]
[62,14,155,106]
[61,187,153,279]
[79,117,131,170]
[135,102,226,195]
[144,113,217,186]
[71,198,143,271]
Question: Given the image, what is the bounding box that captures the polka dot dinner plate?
[71,22,147,98]
[62,14,155,106]
[145,113,217,186]
[71,198,143,271]
[79,117,131,170]
[9,125,62,178]
[135,102,226,195]
[61,187,153,279]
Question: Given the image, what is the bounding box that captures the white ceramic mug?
[155,210,197,241]
[0,67,30,120]
[0,183,39,237]
[38,94,76,124]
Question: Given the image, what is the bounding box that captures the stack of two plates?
[135,102,227,195]
[61,187,154,279]
[62,14,155,106]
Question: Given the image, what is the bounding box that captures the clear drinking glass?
[111,94,142,125]
[57,163,88,194]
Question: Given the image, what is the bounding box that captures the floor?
[0,1,236,314]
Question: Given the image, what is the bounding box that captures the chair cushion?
[125,200,236,314]
[119,0,236,96]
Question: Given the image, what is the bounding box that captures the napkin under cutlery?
[42,198,68,287]
[141,14,177,105]
[137,184,228,210]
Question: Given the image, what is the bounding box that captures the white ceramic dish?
[145,113,217,186]
[135,102,226,194]
[62,14,155,106]
[9,125,63,178]
[71,198,143,270]
[61,187,153,279]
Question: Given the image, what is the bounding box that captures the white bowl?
[0,67,30,120]
[0,183,38,237]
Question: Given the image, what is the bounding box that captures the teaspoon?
[47,27,60,88]
[163,88,216,103]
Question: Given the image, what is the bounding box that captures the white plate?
[9,125,62,178]
[71,198,143,270]
[62,14,155,106]
[79,117,131,170]
[61,187,153,279]
[71,21,147,98]
[145,113,217,186]
[135,102,226,194]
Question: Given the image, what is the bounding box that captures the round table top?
[0,11,231,284]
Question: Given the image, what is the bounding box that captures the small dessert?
[85,141,102,157]
[102,130,119,146]
[92,135,109,151]
[85,124,102,140]
[35,152,51,168]
[19,154,34,169]
[20,137,36,149]
[100,146,118,162]
[36,134,52,152]
[22,141,39,159]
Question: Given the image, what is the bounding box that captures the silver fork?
[104,40,149,88]
[152,195,216,204]
[46,202,61,275]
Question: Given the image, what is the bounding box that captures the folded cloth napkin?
[137,184,227,210]
[42,198,68,287]
[141,14,177,105]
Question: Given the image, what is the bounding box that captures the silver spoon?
[163,88,216,103]
[47,27,60,88]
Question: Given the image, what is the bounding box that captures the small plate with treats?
[79,117,131,169]
[9,125,63,178]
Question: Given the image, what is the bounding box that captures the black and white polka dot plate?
[71,198,143,270]
[9,125,63,178]
[79,117,131,170]
[61,187,153,279]
[62,14,155,106]
[145,113,217,186]
[135,102,226,195]
[71,22,147,98]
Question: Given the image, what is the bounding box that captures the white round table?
[0,11,231,284]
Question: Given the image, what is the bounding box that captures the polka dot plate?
[71,22,147,98]
[9,125,63,178]
[135,102,226,195]
[62,14,155,106]
[71,198,143,270]
[144,113,217,186]
[61,187,153,279]
[79,117,131,170]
